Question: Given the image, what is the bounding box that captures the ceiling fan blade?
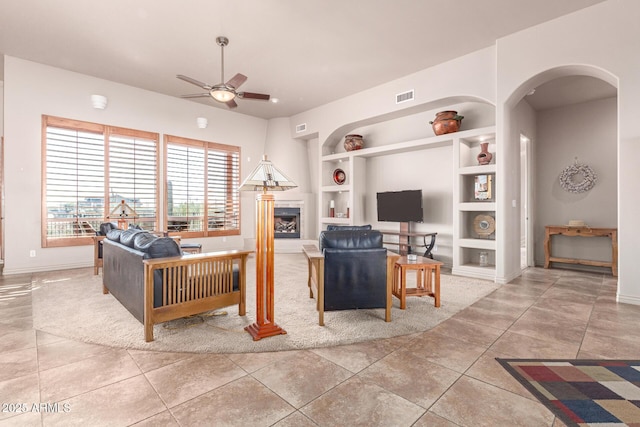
[238,92,270,101]
[177,74,212,90]
[225,99,238,108]
[180,93,211,98]
[226,73,247,89]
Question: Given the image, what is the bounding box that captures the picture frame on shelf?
[474,174,492,200]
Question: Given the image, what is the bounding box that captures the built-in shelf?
[320,217,350,224]
[321,185,352,192]
[458,238,496,250]
[459,202,496,211]
[453,126,497,281]
[459,164,497,175]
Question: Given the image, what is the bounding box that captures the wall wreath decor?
[559,159,597,194]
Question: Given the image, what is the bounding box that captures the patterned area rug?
[497,359,640,426]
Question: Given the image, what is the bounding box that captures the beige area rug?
[32,253,500,353]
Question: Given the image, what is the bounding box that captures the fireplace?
[274,207,300,239]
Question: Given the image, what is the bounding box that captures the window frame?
[163,134,241,239]
[41,115,159,247]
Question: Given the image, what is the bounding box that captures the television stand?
[380,223,437,258]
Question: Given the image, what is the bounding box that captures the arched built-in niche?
[316,96,496,270]
[499,65,618,282]
[320,96,495,154]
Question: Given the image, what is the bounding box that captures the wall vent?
[295,123,307,133]
[396,90,414,104]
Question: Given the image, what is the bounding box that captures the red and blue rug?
[498,359,640,426]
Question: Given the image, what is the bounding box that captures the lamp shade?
[239,155,297,192]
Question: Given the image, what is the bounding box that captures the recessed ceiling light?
[270,98,279,104]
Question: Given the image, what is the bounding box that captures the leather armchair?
[305,229,399,325]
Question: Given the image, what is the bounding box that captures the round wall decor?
[333,168,346,185]
[559,162,597,194]
[473,214,495,238]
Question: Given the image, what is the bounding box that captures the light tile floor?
[0,266,638,426]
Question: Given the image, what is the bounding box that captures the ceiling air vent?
[295,123,307,133]
[396,89,414,104]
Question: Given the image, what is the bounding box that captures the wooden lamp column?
[239,155,297,340]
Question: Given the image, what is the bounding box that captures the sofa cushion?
[106,229,123,242]
[144,237,182,259]
[134,232,159,252]
[98,222,117,236]
[326,224,372,231]
[119,229,146,248]
[319,230,383,252]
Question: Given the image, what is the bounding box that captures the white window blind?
[108,133,158,231]
[42,116,159,247]
[208,149,240,231]
[165,135,240,237]
[166,143,206,232]
[44,125,105,242]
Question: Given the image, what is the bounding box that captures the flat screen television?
[376,189,423,223]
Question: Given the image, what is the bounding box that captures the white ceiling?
[0,0,610,119]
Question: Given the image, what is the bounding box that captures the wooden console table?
[544,225,617,276]
[380,230,437,258]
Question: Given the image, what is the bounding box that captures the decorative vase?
[344,134,364,151]
[429,111,464,135]
[477,142,493,165]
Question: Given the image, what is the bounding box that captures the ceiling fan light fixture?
[210,88,236,102]
[178,36,270,108]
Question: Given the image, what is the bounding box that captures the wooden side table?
[393,256,443,309]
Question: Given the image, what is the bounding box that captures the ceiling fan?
[177,36,270,109]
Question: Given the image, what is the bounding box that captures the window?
[164,135,240,237]
[42,116,158,247]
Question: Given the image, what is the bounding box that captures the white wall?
[3,56,268,274]
[365,146,454,264]
[289,47,498,260]
[339,102,495,266]
[496,0,639,302]
[0,80,4,135]
[291,46,497,145]
[534,97,617,267]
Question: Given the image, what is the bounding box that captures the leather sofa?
[304,226,399,325]
[102,228,251,341]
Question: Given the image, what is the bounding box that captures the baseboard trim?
[617,293,640,306]
[3,262,92,276]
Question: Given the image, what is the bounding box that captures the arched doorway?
[501,66,618,280]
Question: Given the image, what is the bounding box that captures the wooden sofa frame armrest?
[302,244,399,326]
[93,235,106,275]
[142,249,253,342]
